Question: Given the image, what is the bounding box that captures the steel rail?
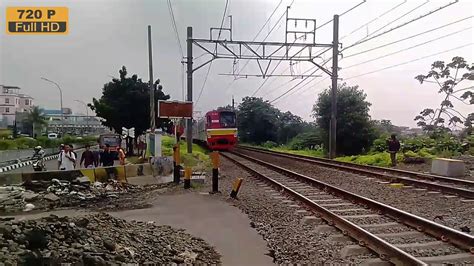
[222,152,426,265]
[224,150,474,256]
[239,145,474,186]
[237,146,474,198]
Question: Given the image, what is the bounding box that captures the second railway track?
[222,150,474,265]
[237,145,474,199]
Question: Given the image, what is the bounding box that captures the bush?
[336,152,395,167]
[15,137,38,149]
[371,138,387,152]
[0,140,17,150]
[262,141,278,149]
[288,132,321,150]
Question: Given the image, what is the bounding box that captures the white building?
[0,85,34,127]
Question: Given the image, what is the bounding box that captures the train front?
[206,110,237,150]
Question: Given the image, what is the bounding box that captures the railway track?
[236,146,474,199]
[223,150,474,265]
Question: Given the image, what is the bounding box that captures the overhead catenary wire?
[343,27,471,69]
[343,43,473,80]
[343,0,460,52]
[223,0,290,93]
[315,0,367,30]
[361,0,429,41]
[167,0,184,58]
[195,0,229,106]
[340,0,408,40]
[344,15,473,59]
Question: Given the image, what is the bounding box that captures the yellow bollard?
[173,144,181,184]
[230,178,243,198]
[210,151,220,193]
[184,167,192,189]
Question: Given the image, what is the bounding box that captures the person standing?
[58,144,76,170]
[387,134,401,167]
[118,147,126,166]
[80,145,95,168]
[100,144,115,167]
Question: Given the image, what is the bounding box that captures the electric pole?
[148,25,155,130]
[186,26,193,154]
[330,15,339,159]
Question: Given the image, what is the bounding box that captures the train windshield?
[220,111,236,128]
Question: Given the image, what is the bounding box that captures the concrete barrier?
[431,158,465,177]
[0,163,156,185]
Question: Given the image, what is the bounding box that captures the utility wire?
[343,0,459,52]
[167,0,184,58]
[363,0,429,40]
[344,43,473,80]
[343,27,471,69]
[195,0,229,106]
[340,0,407,40]
[223,0,289,93]
[269,58,331,103]
[344,15,473,59]
[315,0,367,30]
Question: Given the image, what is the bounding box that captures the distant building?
[42,108,107,136]
[0,85,34,127]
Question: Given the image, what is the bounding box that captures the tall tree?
[25,106,47,138]
[414,56,474,134]
[89,66,171,140]
[312,83,377,156]
[278,111,305,143]
[237,97,280,144]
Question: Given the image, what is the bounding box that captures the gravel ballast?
[0,212,221,264]
[238,149,474,234]
[215,157,376,264]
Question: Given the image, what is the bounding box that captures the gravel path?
[0,212,221,264]
[238,149,474,235]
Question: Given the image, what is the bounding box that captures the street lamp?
[41,77,64,134]
[41,77,64,119]
[74,100,89,135]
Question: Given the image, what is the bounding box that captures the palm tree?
[25,106,47,138]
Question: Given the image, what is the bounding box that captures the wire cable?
[344,15,473,59]
[344,43,473,80]
[343,0,459,52]
[167,0,184,59]
[343,27,471,69]
[340,0,407,40]
[195,0,229,106]
[315,0,367,30]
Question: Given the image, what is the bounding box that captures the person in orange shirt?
[118,147,126,165]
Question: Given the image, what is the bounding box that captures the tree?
[237,97,281,144]
[25,106,47,139]
[278,111,305,143]
[312,83,377,156]
[89,66,171,153]
[414,56,474,134]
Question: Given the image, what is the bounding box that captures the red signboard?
[158,100,193,118]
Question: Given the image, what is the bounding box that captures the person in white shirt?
[58,144,76,171]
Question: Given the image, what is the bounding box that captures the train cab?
[205,110,237,150]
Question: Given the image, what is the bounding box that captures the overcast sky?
[1,0,473,127]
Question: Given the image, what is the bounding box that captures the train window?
[220,111,236,128]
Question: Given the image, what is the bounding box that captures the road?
[9,150,84,173]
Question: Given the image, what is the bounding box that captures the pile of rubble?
[0,213,221,264]
[1,177,161,213]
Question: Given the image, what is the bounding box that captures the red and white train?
[193,109,237,150]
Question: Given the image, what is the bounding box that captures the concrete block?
[431,158,465,177]
[313,225,337,233]
[301,216,321,225]
[341,245,371,257]
[295,209,309,215]
[327,234,352,242]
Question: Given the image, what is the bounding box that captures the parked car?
[48,133,59,139]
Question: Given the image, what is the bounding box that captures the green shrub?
[371,138,387,152]
[15,137,38,149]
[336,152,397,167]
[0,140,17,150]
[262,141,278,149]
[288,132,321,150]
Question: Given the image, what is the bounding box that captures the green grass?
[161,135,210,170]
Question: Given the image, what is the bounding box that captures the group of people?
[57,144,127,171]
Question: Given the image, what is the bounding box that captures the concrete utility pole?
[329,15,339,159]
[186,27,193,154]
[148,25,156,130]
